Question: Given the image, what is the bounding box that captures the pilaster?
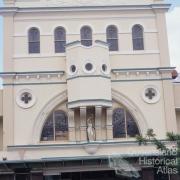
[106,108,113,140]
[68,109,76,142]
[95,106,102,141]
[80,107,87,142]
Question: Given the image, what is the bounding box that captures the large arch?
[112,89,148,136]
[31,89,148,144]
[31,90,67,144]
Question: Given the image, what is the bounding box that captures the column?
[95,106,102,141]
[80,107,87,142]
[106,108,113,141]
[3,14,15,148]
[68,109,76,142]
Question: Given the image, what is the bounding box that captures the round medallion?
[142,86,160,104]
[16,89,36,109]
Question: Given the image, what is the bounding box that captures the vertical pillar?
[106,108,113,140]
[95,106,102,141]
[68,109,76,142]
[3,14,15,149]
[80,107,87,142]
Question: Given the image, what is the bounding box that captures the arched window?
[28,27,40,54]
[41,110,68,141]
[113,108,140,138]
[106,25,118,51]
[80,26,92,46]
[132,24,144,50]
[54,27,66,53]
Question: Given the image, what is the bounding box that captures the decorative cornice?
[111,67,175,73]
[68,99,112,109]
[3,81,67,86]
[0,70,65,79]
[111,78,172,83]
[0,4,171,15]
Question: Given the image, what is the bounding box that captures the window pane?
[107,39,118,51]
[81,26,92,46]
[81,27,92,39]
[29,42,40,53]
[106,26,118,51]
[132,25,143,38]
[126,111,140,137]
[54,27,66,52]
[133,38,144,50]
[107,26,118,39]
[55,111,68,141]
[132,25,144,50]
[55,28,66,41]
[29,28,40,42]
[81,40,92,47]
[113,108,126,138]
[55,41,66,53]
[41,114,54,141]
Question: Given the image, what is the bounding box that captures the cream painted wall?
[112,81,167,138]
[0,0,176,153]
[4,0,163,8]
[14,84,67,145]
[12,10,160,71]
[174,83,180,108]
[0,118,2,150]
[0,90,2,116]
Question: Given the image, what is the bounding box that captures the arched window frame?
[54,27,66,53]
[132,24,144,50]
[28,27,40,54]
[80,26,93,47]
[40,110,69,142]
[112,108,140,139]
[106,25,119,51]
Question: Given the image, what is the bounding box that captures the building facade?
[0,0,180,179]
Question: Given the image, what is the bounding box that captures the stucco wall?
[174,83,180,108]
[0,118,2,150]
[4,0,162,8]
[1,0,175,149]
[12,10,160,72]
[0,90,2,116]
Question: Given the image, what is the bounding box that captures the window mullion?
[124,109,128,138]
[53,112,56,141]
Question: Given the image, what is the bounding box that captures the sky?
[0,0,180,73]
